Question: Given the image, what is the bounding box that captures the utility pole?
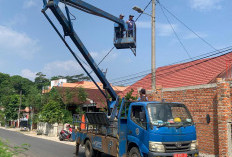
[18,90,22,128]
[151,0,156,91]
[132,2,156,90]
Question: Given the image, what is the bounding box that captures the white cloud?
[39,49,118,78]
[190,0,222,10]
[23,0,37,8]
[157,23,178,37]
[42,60,85,78]
[21,69,37,81]
[0,25,40,59]
[90,50,118,63]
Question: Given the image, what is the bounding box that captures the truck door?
[128,105,149,152]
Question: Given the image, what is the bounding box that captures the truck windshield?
[147,103,193,127]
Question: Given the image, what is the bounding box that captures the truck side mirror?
[139,112,146,122]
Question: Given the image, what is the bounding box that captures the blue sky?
[0,0,231,86]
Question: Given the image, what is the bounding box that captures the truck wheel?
[85,140,94,157]
[129,147,141,157]
[94,150,102,157]
[75,143,79,156]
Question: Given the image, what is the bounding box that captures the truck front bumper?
[148,150,199,157]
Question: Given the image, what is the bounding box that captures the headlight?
[190,140,197,150]
[149,142,165,152]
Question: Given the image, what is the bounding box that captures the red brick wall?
[149,79,232,156]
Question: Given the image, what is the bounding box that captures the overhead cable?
[156,0,219,52]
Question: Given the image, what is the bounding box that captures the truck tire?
[75,143,79,156]
[94,150,102,157]
[129,147,141,157]
[85,140,95,157]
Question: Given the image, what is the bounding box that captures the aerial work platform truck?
[42,0,199,156]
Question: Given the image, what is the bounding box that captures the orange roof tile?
[60,81,127,91]
[120,51,232,97]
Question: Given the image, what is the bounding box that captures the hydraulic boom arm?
[42,0,131,120]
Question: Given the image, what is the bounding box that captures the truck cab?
[125,101,199,156]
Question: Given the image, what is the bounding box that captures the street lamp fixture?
[133,6,153,18]
[133,6,144,13]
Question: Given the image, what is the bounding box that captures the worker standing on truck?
[138,88,148,101]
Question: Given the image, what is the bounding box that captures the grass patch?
[0,138,30,157]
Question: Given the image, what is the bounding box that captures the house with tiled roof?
[120,51,232,97]
[43,80,127,112]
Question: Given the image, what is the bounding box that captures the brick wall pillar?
[216,78,231,157]
[148,85,162,101]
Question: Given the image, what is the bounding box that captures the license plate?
[173,154,187,157]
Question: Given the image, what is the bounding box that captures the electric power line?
[112,47,232,86]
[158,2,192,59]
[110,46,232,84]
[93,0,153,68]
[156,0,219,52]
[135,0,152,22]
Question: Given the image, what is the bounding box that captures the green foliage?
[0,139,13,157]
[0,72,90,125]
[51,74,90,83]
[4,94,24,121]
[34,72,50,90]
[10,75,33,95]
[75,105,85,115]
[62,109,73,124]
[39,100,64,124]
[118,89,138,117]
[77,87,88,103]
[125,89,137,101]
[0,138,30,157]
[65,89,73,105]
[39,99,73,124]
[25,86,42,111]
[0,110,5,126]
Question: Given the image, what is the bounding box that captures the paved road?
[0,128,85,157]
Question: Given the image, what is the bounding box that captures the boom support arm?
[42,0,121,119]
[60,0,125,26]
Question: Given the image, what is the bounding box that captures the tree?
[10,75,33,95]
[39,88,73,124]
[51,74,90,83]
[34,72,50,90]
[77,87,88,103]
[0,110,5,126]
[4,94,25,121]
[0,73,10,85]
[124,89,138,101]
[39,100,64,124]
[25,86,42,111]
[118,89,138,117]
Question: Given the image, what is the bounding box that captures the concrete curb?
[0,127,75,146]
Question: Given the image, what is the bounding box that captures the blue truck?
[75,101,198,157]
[42,0,199,156]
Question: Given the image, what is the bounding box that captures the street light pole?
[151,0,156,91]
[133,2,156,91]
